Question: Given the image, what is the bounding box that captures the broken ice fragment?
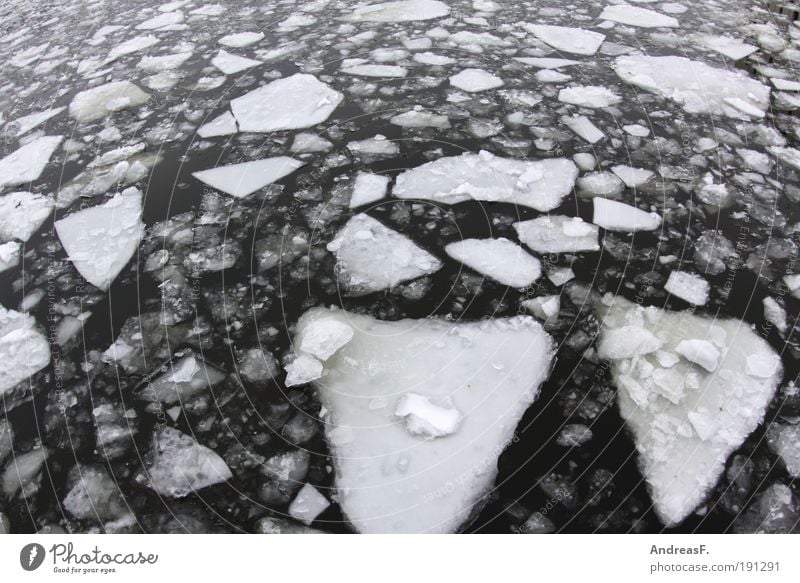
[610,165,653,188]
[293,307,554,533]
[349,172,390,208]
[561,115,604,144]
[54,188,145,291]
[211,49,261,74]
[674,340,721,372]
[288,484,330,525]
[592,198,661,232]
[285,353,324,387]
[664,271,709,306]
[395,393,462,439]
[449,68,504,92]
[69,81,150,123]
[139,426,232,498]
[525,24,605,55]
[341,64,407,77]
[192,157,304,198]
[219,31,264,48]
[327,213,442,296]
[197,111,238,138]
[0,307,50,411]
[230,74,343,133]
[296,318,354,361]
[514,215,599,254]
[599,4,679,28]
[8,107,65,137]
[140,354,226,405]
[598,296,782,526]
[393,150,578,212]
[444,238,541,288]
[0,191,54,242]
[558,86,621,108]
[342,0,450,22]
[0,136,63,188]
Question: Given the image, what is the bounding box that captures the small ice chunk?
[231,74,343,133]
[445,238,542,288]
[522,295,560,323]
[0,307,50,403]
[698,35,757,60]
[449,68,504,92]
[413,51,455,65]
[664,271,710,306]
[197,111,238,138]
[341,64,407,77]
[342,0,450,22]
[390,110,451,128]
[285,353,324,387]
[0,242,20,272]
[561,115,604,144]
[599,4,679,28]
[763,297,787,335]
[597,325,663,360]
[784,273,800,299]
[623,124,650,137]
[0,191,54,241]
[514,215,599,254]
[211,49,261,74]
[54,188,145,291]
[548,267,574,286]
[288,484,330,525]
[592,198,661,232]
[8,107,65,136]
[573,152,596,171]
[193,157,304,198]
[525,24,605,55]
[219,31,264,47]
[297,319,354,361]
[347,134,399,156]
[349,172,390,208]
[327,214,442,295]
[69,81,149,123]
[558,86,621,108]
[395,393,462,439]
[746,352,781,378]
[290,132,333,153]
[674,340,721,372]
[611,165,654,187]
[0,136,63,188]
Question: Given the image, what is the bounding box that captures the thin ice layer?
[598,295,782,526]
[54,188,145,291]
[230,74,343,133]
[193,157,304,198]
[327,213,442,295]
[293,307,554,533]
[613,55,770,120]
[393,150,578,212]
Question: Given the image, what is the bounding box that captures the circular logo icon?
[20,543,46,571]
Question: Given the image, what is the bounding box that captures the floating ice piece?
[285,353,324,387]
[297,318,354,361]
[136,10,184,30]
[347,134,399,156]
[674,339,720,372]
[192,157,304,198]
[393,150,578,212]
[613,55,770,120]
[599,4,679,28]
[341,64,407,77]
[293,306,554,533]
[597,325,663,360]
[611,165,654,187]
[772,78,800,92]
[698,35,757,60]
[211,49,261,74]
[8,107,65,136]
[0,136,62,188]
[766,424,800,478]
[197,111,238,138]
[349,172,390,208]
[390,110,451,128]
[219,31,264,48]
[664,271,709,306]
[598,295,782,526]
[723,97,765,119]
[69,81,150,123]
[0,307,50,410]
[291,132,333,153]
[395,393,462,439]
[525,24,605,55]
[514,56,582,69]
[0,191,54,242]
[142,354,226,405]
[592,197,661,232]
[327,214,442,295]
[413,51,456,65]
[768,146,800,172]
[445,238,542,288]
[230,74,343,133]
[449,68,504,92]
[54,188,145,291]
[140,426,232,498]
[763,297,787,335]
[288,484,330,525]
[106,35,160,63]
[536,69,570,83]
[522,295,560,324]
[561,114,604,144]
[623,123,649,137]
[558,85,621,108]
[0,242,20,272]
[137,51,193,72]
[342,0,450,22]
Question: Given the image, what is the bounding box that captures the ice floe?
[514,215,600,254]
[592,197,662,232]
[525,24,605,56]
[449,68,504,92]
[192,157,304,198]
[349,172,390,208]
[0,136,62,188]
[698,35,757,60]
[341,64,407,77]
[664,271,710,306]
[599,4,679,28]
[558,86,621,108]
[561,115,604,144]
[445,238,542,287]
[327,213,442,295]
[69,81,150,123]
[211,49,261,74]
[342,0,450,22]
[54,187,145,291]
[7,107,64,136]
[292,306,554,532]
[219,31,264,48]
[0,191,54,242]
[288,484,330,525]
[230,74,343,133]
[613,55,770,120]
[0,307,50,411]
[197,111,238,138]
[393,150,578,212]
[597,296,782,526]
